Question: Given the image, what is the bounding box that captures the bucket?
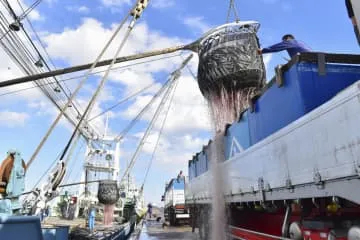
[97,180,120,205]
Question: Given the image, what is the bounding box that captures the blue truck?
[185,51,360,240]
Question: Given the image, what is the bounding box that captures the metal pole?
[0,44,194,88]
[60,179,104,188]
[64,133,81,164]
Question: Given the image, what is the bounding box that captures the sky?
[0,0,359,206]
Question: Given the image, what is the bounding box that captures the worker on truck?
[257,34,311,58]
[177,170,184,182]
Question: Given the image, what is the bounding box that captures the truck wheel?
[169,209,176,226]
[164,210,168,222]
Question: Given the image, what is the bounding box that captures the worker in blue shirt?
[88,205,96,232]
[258,34,311,58]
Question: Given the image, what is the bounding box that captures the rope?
[226,0,233,23]
[180,52,197,79]
[88,83,156,122]
[63,140,86,185]
[141,71,179,189]
[2,0,18,20]
[64,133,81,165]
[59,16,137,162]
[0,5,87,125]
[18,0,42,21]
[14,0,87,120]
[22,146,63,205]
[0,0,43,40]
[232,0,240,22]
[226,0,240,23]
[26,12,131,168]
[120,76,178,184]
[16,0,74,96]
[0,5,100,135]
[0,1,105,138]
[119,53,192,186]
[115,77,173,141]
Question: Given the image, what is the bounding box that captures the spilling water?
[205,86,257,240]
[195,22,265,239]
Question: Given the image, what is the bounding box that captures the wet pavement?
[137,219,199,240]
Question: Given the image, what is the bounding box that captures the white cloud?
[28,10,43,21]
[0,41,44,103]
[43,18,189,97]
[43,18,186,66]
[149,134,209,177]
[121,74,211,134]
[261,0,279,3]
[263,54,272,72]
[44,0,57,5]
[152,0,175,9]
[183,16,211,35]
[131,130,209,170]
[101,0,131,6]
[101,0,175,10]
[0,111,29,127]
[67,6,90,14]
[22,11,275,205]
[108,69,160,95]
[260,0,292,12]
[78,6,90,13]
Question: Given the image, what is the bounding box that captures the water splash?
[205,86,258,240]
[206,87,257,132]
[209,132,226,240]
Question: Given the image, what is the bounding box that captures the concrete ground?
[136,219,199,240]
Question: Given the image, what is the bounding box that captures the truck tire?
[164,208,168,222]
[169,208,177,226]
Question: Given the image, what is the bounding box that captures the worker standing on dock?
[88,205,96,232]
[147,203,153,219]
[258,34,311,58]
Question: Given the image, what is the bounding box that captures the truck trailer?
[162,177,190,226]
[185,52,360,240]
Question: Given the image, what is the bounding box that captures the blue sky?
[0,0,358,206]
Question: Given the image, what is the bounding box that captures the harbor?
[1,0,360,240]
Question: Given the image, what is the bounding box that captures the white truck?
[162,177,190,226]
